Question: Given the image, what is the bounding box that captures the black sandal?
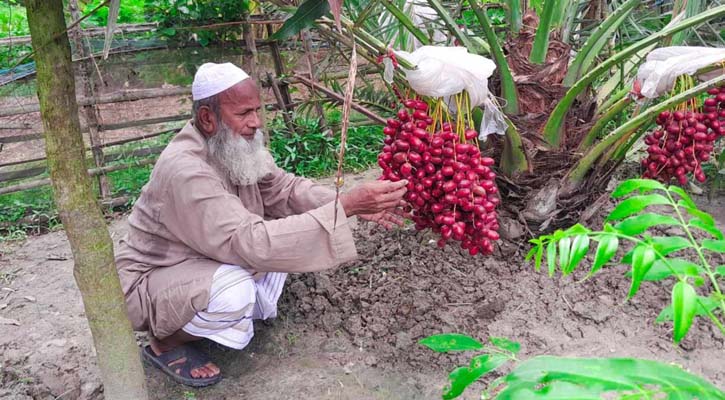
[141,344,222,387]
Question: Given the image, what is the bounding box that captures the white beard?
[207,123,275,186]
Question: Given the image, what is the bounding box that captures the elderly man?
[115,62,408,387]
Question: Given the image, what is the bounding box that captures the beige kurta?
[115,121,358,338]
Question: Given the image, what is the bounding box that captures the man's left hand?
[358,208,408,230]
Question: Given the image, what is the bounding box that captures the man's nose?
[248,111,262,128]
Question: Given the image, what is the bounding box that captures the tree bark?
[25,1,148,399]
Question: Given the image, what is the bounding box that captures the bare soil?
[0,169,724,400]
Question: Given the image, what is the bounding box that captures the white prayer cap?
[192,62,250,101]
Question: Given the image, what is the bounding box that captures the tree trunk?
[25,1,149,399]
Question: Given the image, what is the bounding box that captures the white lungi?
[182,264,287,349]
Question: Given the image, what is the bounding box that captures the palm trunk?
[25,1,148,399]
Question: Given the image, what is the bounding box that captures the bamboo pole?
[0,145,166,182]
[294,75,386,124]
[0,87,191,117]
[0,157,158,196]
[0,127,177,168]
[69,0,110,203]
[266,24,292,107]
[301,30,328,131]
[268,73,296,134]
[0,114,189,144]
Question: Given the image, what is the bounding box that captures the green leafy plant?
[143,0,253,45]
[80,0,146,26]
[0,0,28,37]
[0,0,31,69]
[268,115,382,177]
[421,333,725,399]
[527,178,725,343]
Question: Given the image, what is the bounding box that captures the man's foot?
[142,343,222,387]
[149,337,220,380]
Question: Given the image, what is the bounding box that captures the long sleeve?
[257,166,337,219]
[160,167,357,273]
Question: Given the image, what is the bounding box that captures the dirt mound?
[281,221,725,381]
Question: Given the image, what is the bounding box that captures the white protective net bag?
[635,46,725,99]
[393,46,508,139]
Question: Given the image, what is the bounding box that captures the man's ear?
[197,106,218,137]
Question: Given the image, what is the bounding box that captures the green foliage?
[422,334,517,400]
[0,0,148,68]
[499,356,725,399]
[268,115,382,178]
[458,4,506,28]
[271,0,330,41]
[80,0,146,26]
[422,334,725,399]
[0,44,32,69]
[563,0,641,86]
[144,0,254,45]
[182,391,197,400]
[529,0,556,64]
[0,1,31,69]
[526,179,725,343]
[0,1,28,37]
[0,186,59,239]
[419,333,484,352]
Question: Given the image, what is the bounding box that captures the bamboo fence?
[0,17,386,207]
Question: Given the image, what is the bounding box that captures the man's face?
[204,80,274,186]
[216,79,263,140]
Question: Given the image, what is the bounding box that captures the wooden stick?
[293,75,386,125]
[0,145,166,183]
[301,30,328,131]
[0,157,158,196]
[333,43,358,229]
[0,115,189,144]
[1,98,292,145]
[101,195,131,208]
[0,166,47,182]
[266,24,292,107]
[0,123,32,130]
[100,114,190,131]
[268,73,296,134]
[0,128,176,168]
[0,133,43,144]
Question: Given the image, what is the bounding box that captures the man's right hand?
[339,179,408,217]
